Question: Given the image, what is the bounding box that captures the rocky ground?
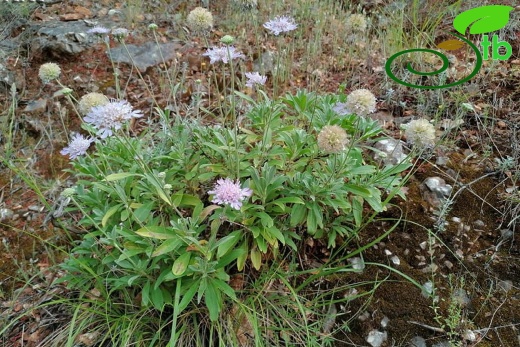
[1,1,520,346]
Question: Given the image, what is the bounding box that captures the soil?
[1,1,520,346]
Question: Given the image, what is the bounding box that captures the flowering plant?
[58,88,409,324]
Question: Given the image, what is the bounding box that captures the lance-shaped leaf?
[437,39,464,51]
[453,5,514,35]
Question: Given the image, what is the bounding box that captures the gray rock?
[409,336,427,347]
[108,41,183,73]
[31,21,96,55]
[23,99,47,114]
[497,280,513,293]
[451,288,470,307]
[0,64,15,92]
[420,177,452,208]
[366,330,387,347]
[0,208,14,221]
[373,138,408,165]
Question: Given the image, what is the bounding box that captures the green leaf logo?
[453,5,514,35]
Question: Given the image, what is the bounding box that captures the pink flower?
[208,178,253,210]
[245,72,267,88]
[203,46,245,64]
[60,133,94,159]
[263,15,297,35]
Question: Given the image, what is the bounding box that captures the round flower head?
[263,15,298,35]
[39,63,61,84]
[317,125,349,153]
[78,92,109,116]
[203,46,245,64]
[84,99,143,138]
[186,7,213,33]
[404,118,436,149]
[245,72,267,88]
[60,187,77,198]
[208,178,253,210]
[220,35,234,45]
[344,89,377,116]
[112,28,129,41]
[60,133,94,159]
[345,14,368,32]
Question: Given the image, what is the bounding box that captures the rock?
[420,177,452,209]
[0,64,15,92]
[409,336,427,347]
[373,138,408,165]
[366,330,387,347]
[348,257,365,273]
[0,208,14,221]
[30,20,111,56]
[451,288,470,307]
[108,41,183,73]
[497,280,513,293]
[432,341,451,347]
[23,99,47,114]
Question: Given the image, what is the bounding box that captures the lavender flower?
[84,99,143,138]
[263,15,297,35]
[208,178,253,210]
[203,46,245,64]
[87,26,110,36]
[245,72,267,88]
[60,133,94,159]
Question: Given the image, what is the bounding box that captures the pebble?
[0,208,14,221]
[497,280,513,293]
[421,281,434,298]
[28,205,43,212]
[451,288,471,307]
[366,330,387,347]
[451,217,461,223]
[474,220,485,228]
[409,336,427,347]
[349,257,365,272]
[391,255,400,265]
[380,316,389,328]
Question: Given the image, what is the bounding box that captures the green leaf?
[172,252,192,276]
[250,248,262,270]
[263,226,285,245]
[211,278,237,300]
[102,204,122,227]
[178,280,198,312]
[199,205,221,221]
[344,183,372,198]
[216,231,241,258]
[152,238,183,257]
[453,5,514,35]
[205,281,221,321]
[290,203,307,226]
[136,226,176,239]
[237,241,248,271]
[103,172,141,181]
[142,281,151,307]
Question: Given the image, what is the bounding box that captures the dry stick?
[408,320,446,333]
